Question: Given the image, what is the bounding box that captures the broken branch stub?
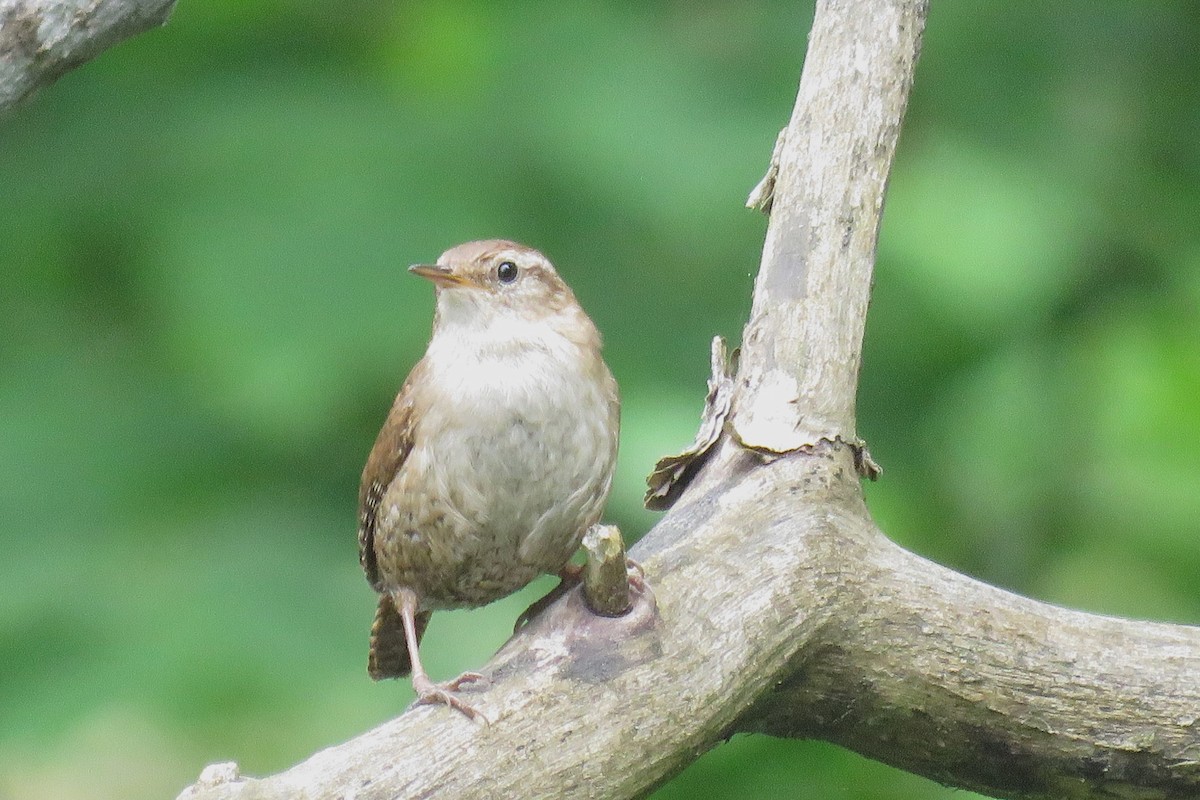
[581,524,631,616]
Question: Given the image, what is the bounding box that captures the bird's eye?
[496,261,519,284]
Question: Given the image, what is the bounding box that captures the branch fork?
[175,2,1200,798]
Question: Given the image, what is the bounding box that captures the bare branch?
[181,439,1200,800]
[0,0,176,112]
[175,1,1200,799]
[744,525,1200,799]
[732,0,923,455]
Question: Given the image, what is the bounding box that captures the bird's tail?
[368,594,430,680]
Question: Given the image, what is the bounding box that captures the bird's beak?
[408,263,474,288]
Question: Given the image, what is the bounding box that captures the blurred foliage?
[1,1,1198,798]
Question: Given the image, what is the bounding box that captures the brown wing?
[357,359,426,590]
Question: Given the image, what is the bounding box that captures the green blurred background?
[2,1,1198,798]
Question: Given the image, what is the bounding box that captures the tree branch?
[176,1,1200,798]
[0,0,176,113]
[743,520,1200,798]
[733,0,919,455]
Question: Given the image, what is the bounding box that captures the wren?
[357,240,620,720]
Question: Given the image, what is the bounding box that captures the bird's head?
[410,240,586,334]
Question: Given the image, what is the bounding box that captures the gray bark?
[0,0,176,112]
[176,1,1200,798]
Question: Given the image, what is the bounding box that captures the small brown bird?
[358,240,620,720]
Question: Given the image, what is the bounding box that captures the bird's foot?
[412,673,489,724]
[445,670,487,691]
[625,558,646,590]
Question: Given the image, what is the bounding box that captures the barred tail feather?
[368,595,429,680]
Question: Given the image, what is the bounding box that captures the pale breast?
[375,329,618,609]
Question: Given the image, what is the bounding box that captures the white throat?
[429,290,577,365]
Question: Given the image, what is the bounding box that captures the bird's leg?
[394,589,488,723]
[512,564,584,632]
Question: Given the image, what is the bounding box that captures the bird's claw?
[625,558,646,590]
[445,671,487,691]
[412,675,490,724]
